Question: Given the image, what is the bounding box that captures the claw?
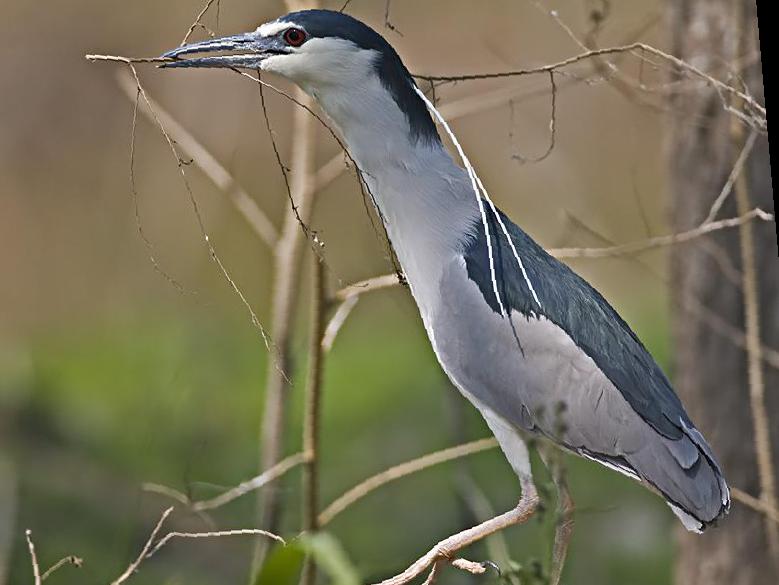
[480,560,501,576]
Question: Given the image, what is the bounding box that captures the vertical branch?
[730,1,779,564]
[253,1,320,573]
[253,82,319,573]
[300,255,327,585]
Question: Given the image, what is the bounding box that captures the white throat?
[294,52,478,314]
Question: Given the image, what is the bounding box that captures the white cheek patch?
[256,20,295,37]
[261,37,376,85]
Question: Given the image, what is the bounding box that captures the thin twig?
[116,70,279,247]
[125,62,277,355]
[335,274,402,301]
[418,42,766,131]
[704,129,759,224]
[181,0,220,45]
[111,507,174,585]
[731,487,779,525]
[142,483,191,506]
[147,528,285,558]
[253,5,321,568]
[41,556,83,581]
[194,452,307,512]
[550,208,773,258]
[86,55,172,64]
[731,99,779,558]
[319,438,498,526]
[25,530,42,585]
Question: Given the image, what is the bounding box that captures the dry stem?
[300,255,328,585]
[25,530,41,585]
[319,438,498,526]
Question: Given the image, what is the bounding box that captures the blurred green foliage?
[2,304,673,584]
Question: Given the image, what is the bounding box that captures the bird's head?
[161,9,439,144]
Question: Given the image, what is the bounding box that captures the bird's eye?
[283,28,307,47]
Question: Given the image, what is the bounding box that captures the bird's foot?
[420,550,499,585]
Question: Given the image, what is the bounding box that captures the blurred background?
[0,0,772,584]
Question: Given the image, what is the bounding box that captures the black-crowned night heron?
[162,8,729,582]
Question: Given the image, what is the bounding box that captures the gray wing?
[431,222,728,529]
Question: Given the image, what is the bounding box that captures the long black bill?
[160,32,276,69]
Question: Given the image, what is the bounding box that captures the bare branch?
[41,556,83,581]
[111,506,173,585]
[704,129,759,224]
[122,62,277,356]
[142,483,191,506]
[418,43,766,131]
[731,108,779,556]
[319,438,498,526]
[86,54,171,65]
[550,208,773,259]
[322,296,358,352]
[370,476,537,585]
[25,530,42,585]
[147,528,285,558]
[300,257,328,585]
[181,0,220,45]
[254,73,321,576]
[731,487,779,525]
[335,274,402,302]
[193,452,307,512]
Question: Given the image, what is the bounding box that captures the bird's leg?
[538,445,575,585]
[371,476,538,585]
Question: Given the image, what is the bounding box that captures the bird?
[161,8,729,582]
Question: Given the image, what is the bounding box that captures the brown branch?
[318,438,498,526]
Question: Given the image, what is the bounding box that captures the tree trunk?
[668,1,777,584]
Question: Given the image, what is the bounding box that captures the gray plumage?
[161,8,730,532]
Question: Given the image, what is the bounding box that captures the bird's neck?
[313,78,478,305]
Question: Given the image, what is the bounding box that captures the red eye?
[283,28,306,47]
